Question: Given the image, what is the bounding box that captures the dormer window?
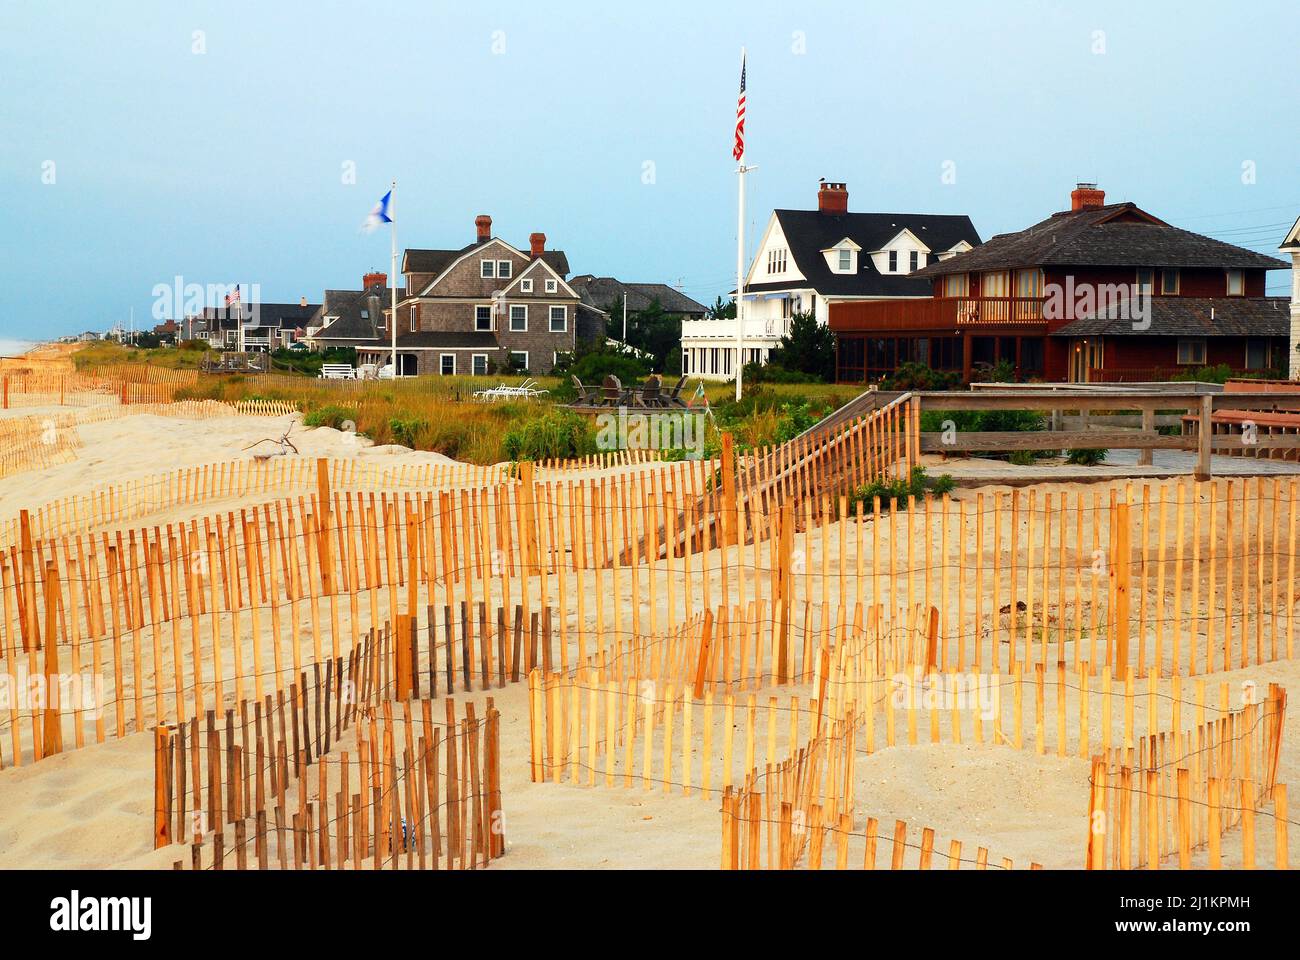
[481,260,495,279]
[888,251,898,273]
[909,251,920,272]
[838,249,852,272]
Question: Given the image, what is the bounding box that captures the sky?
[1,0,1297,340]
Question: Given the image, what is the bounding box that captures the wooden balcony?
[829,297,1049,333]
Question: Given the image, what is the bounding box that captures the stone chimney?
[529,232,546,259]
[475,215,493,243]
[363,271,387,290]
[1071,183,1106,211]
[817,181,848,216]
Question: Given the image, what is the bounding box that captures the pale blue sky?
[2,0,1297,339]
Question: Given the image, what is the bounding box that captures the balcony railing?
[680,317,787,341]
[829,297,1048,333]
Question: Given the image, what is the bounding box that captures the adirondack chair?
[639,375,661,407]
[601,375,624,406]
[663,375,689,407]
[571,376,596,405]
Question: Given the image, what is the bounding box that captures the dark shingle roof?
[404,242,569,279]
[767,210,982,297]
[915,203,1290,277]
[249,302,320,330]
[1050,297,1290,338]
[356,331,499,350]
[312,285,403,341]
[569,276,709,315]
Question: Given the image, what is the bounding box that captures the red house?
[829,184,1291,383]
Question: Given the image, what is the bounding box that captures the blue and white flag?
[363,190,393,232]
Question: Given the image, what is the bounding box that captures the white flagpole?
[734,46,747,403]
[390,179,398,377]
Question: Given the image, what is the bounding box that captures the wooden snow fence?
[157,693,503,870]
[1085,682,1289,870]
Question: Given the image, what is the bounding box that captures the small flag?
[363,190,393,233]
[732,53,746,161]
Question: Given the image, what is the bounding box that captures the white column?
[1291,251,1300,380]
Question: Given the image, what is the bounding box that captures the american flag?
[224,285,241,306]
[732,53,746,162]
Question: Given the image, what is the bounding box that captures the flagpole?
[390,179,397,377]
[734,46,746,403]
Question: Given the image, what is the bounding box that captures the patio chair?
[639,375,661,407]
[571,376,596,405]
[663,375,689,407]
[601,375,624,406]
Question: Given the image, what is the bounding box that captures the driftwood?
[242,426,299,460]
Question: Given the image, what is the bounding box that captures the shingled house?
[831,183,1291,383]
[357,215,590,376]
[680,181,981,380]
[304,271,402,360]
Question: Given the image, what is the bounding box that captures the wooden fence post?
[1196,394,1213,480]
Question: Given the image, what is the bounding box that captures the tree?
[707,296,736,319]
[766,311,834,381]
[602,296,684,374]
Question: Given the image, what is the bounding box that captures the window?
[471,353,488,376]
[1136,268,1155,294]
[767,248,787,274]
[508,350,528,371]
[475,305,493,331]
[1245,338,1270,370]
[1161,269,1180,295]
[1015,269,1044,298]
[838,249,852,272]
[440,354,456,375]
[521,278,534,293]
[1227,269,1244,296]
[549,305,566,333]
[497,260,512,279]
[545,279,558,293]
[888,251,898,273]
[480,260,495,279]
[409,305,417,333]
[943,274,970,297]
[553,351,572,368]
[981,271,1010,298]
[509,305,527,331]
[360,309,369,319]
[1176,338,1206,365]
[909,251,919,272]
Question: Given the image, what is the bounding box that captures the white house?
[680,181,981,380]
[1281,215,1300,379]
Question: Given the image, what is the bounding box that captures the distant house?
[680,181,981,380]
[304,273,401,358]
[185,298,320,352]
[356,215,595,376]
[570,276,708,320]
[873,183,1292,383]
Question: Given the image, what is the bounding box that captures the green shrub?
[1066,447,1108,466]
[302,405,358,430]
[388,416,428,448]
[852,467,955,511]
[502,410,596,461]
[882,362,960,391]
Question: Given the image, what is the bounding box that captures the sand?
[0,408,1295,870]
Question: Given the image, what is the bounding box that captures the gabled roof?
[311,284,403,341]
[1280,215,1300,253]
[247,302,320,330]
[915,202,1290,277]
[569,276,710,315]
[1050,296,1290,338]
[403,241,570,280]
[766,209,982,297]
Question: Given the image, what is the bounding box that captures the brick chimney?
[529,232,546,259]
[1071,183,1106,211]
[363,271,387,289]
[817,181,848,216]
[475,214,493,243]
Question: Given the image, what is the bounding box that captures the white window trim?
[409,305,417,333]
[439,353,456,375]
[474,304,493,332]
[509,304,528,332]
[545,278,558,293]
[509,350,529,370]
[548,305,567,333]
[471,353,489,376]
[520,278,534,293]
[1226,269,1245,296]
[497,260,512,279]
[480,260,495,279]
